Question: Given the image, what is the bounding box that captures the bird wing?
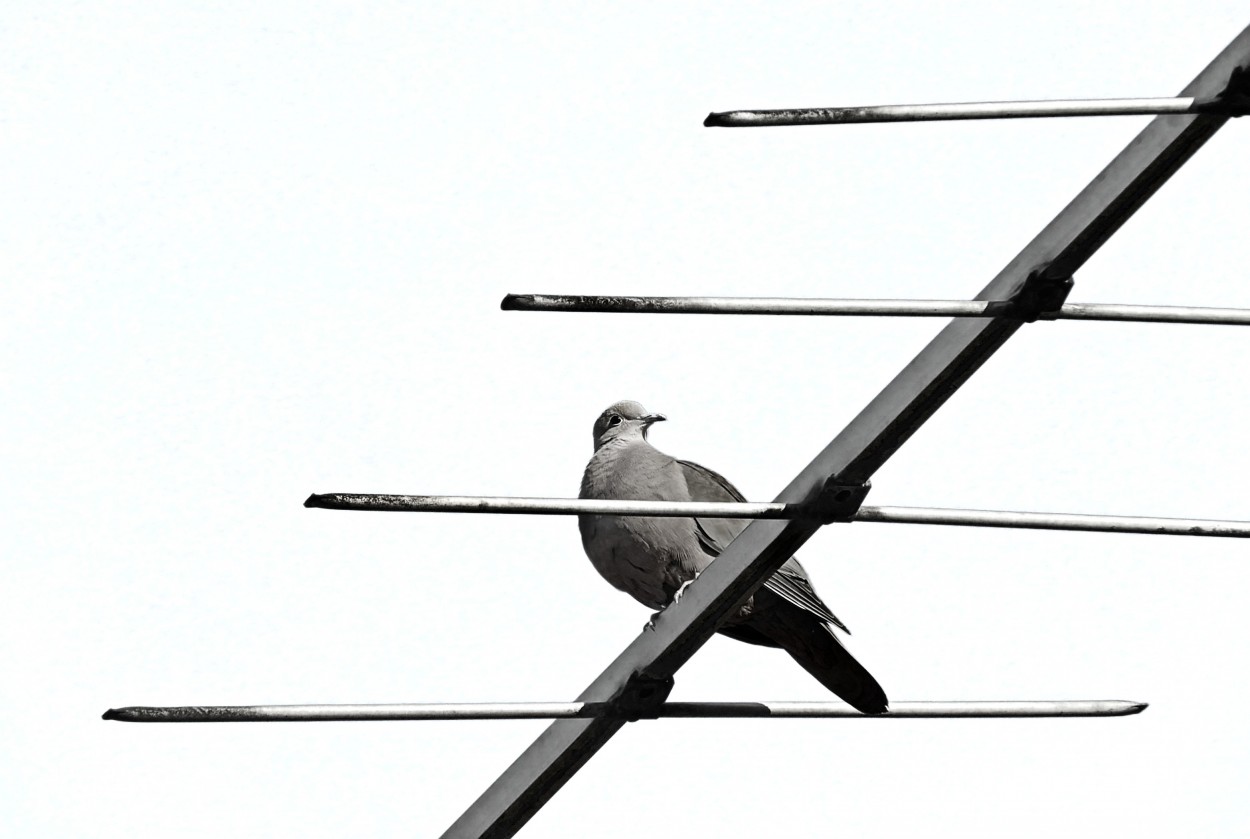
[677,459,851,634]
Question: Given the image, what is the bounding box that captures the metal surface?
[445,25,1250,839]
[1048,302,1250,325]
[306,493,1250,538]
[502,294,995,316]
[859,506,1250,538]
[704,97,1198,127]
[305,492,793,518]
[104,703,601,722]
[504,294,1250,326]
[661,700,1149,718]
[104,700,1146,723]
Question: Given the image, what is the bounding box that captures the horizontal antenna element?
[503,294,1250,326]
[703,95,1247,127]
[104,699,1147,722]
[305,493,792,518]
[305,494,1250,539]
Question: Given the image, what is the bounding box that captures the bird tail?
[757,606,888,715]
[784,623,889,714]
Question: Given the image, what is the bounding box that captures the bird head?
[592,400,666,450]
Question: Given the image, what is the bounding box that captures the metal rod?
[503,294,1250,326]
[447,25,1250,838]
[503,294,994,317]
[306,493,1250,539]
[105,703,601,722]
[104,699,1147,723]
[705,97,1198,127]
[304,493,793,518]
[859,506,1250,538]
[1050,302,1250,325]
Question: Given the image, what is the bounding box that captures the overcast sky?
[5,3,1250,836]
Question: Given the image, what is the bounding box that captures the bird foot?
[671,578,694,605]
[645,579,698,632]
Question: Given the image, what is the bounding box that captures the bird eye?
[606,415,623,428]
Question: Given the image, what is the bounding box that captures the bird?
[578,399,888,714]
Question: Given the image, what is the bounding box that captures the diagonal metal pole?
[444,25,1250,839]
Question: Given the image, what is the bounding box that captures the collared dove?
[578,399,888,714]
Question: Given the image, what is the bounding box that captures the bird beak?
[642,413,666,426]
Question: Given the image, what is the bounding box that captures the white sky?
[4,3,1249,836]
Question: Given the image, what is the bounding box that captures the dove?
[578,399,888,714]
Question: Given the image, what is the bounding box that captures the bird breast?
[577,441,703,609]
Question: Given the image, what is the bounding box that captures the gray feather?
[678,459,851,634]
[577,400,887,714]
